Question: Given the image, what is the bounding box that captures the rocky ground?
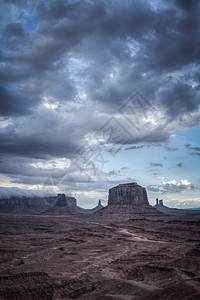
[0,214,200,299]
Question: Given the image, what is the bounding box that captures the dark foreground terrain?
[0,215,200,299]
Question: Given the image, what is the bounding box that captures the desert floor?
[0,214,200,299]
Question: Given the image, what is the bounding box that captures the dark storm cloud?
[175,0,199,12]
[1,0,200,114]
[0,85,40,116]
[3,22,26,37]
[144,0,200,72]
[0,0,200,184]
[0,112,82,158]
[0,156,59,183]
[156,82,199,119]
[36,1,89,21]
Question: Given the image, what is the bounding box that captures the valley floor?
[0,214,200,299]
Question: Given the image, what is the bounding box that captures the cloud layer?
[163,179,194,193]
[0,0,200,193]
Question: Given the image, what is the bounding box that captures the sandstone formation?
[52,194,104,215]
[0,196,51,214]
[44,194,80,216]
[96,183,161,216]
[55,194,68,206]
[0,190,104,215]
[108,183,149,205]
[67,197,77,209]
[96,199,104,211]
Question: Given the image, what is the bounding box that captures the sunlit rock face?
[108,183,149,206]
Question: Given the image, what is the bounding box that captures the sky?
[0,0,199,208]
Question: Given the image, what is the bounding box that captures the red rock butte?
[96,182,161,216]
[108,183,149,206]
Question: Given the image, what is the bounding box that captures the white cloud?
[42,97,59,110]
[174,198,200,209]
[31,158,70,170]
[0,117,12,129]
[163,179,194,193]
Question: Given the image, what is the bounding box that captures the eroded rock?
[108,183,149,206]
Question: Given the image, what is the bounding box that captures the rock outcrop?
[0,196,51,214]
[67,197,77,209]
[44,194,79,215]
[96,199,104,211]
[108,183,148,205]
[96,183,161,216]
[55,194,68,206]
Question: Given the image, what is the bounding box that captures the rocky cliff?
[46,195,104,215]
[96,183,161,216]
[0,196,51,214]
[108,183,149,205]
[67,197,77,209]
[44,194,79,215]
[55,194,68,206]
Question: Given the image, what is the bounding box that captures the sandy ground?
[0,214,200,299]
